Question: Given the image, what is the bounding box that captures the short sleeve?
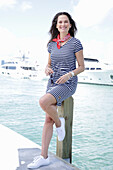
[74,38,83,53]
[48,42,52,53]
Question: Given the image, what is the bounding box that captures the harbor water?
[0,76,113,170]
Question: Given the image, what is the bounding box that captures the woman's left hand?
[55,73,71,84]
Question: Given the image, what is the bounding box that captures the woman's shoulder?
[48,41,56,46]
[48,41,56,53]
[70,37,83,52]
[71,37,82,44]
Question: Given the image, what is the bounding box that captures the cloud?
[0,27,17,57]
[104,41,113,63]
[83,40,113,64]
[83,40,105,58]
[71,0,113,64]
[16,37,48,66]
[0,26,48,66]
[0,0,32,11]
[72,0,113,27]
[0,0,17,8]
[21,1,32,12]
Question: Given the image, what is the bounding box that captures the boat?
[0,56,39,80]
[78,58,113,86]
[1,56,113,85]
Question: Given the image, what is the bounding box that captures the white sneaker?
[56,117,65,141]
[27,155,50,169]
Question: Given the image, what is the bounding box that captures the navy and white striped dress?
[46,37,83,106]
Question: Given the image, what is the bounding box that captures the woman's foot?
[56,117,65,141]
[27,155,50,169]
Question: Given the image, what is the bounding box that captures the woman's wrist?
[66,71,75,80]
[70,71,74,77]
[67,72,72,79]
[46,64,51,68]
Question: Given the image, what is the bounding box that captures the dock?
[0,124,79,170]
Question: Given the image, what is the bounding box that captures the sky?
[0,0,113,65]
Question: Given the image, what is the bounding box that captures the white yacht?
[0,58,39,80]
[78,58,113,86]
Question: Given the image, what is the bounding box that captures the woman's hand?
[55,73,71,84]
[45,65,53,76]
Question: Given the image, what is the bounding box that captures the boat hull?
[78,70,113,86]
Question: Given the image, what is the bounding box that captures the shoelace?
[33,156,43,163]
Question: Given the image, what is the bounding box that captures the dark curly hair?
[48,12,77,45]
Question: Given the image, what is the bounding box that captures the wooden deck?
[0,124,79,170]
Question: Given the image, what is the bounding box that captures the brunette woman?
[27,12,84,169]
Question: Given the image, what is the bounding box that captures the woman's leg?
[39,93,61,158]
[39,93,65,159]
[27,94,58,169]
[39,93,61,128]
[41,113,54,158]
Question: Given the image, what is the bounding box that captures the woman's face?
[56,15,71,34]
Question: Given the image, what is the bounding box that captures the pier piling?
[56,96,74,163]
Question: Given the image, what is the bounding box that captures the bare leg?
[41,113,54,158]
[39,93,61,127]
[39,93,61,158]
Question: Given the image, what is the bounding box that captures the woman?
[27,12,84,169]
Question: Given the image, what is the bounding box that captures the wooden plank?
[56,96,74,163]
[0,124,79,170]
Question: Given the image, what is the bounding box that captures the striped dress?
[46,37,83,106]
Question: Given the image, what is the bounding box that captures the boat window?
[2,66,16,69]
[85,68,89,70]
[8,66,16,70]
[110,75,113,80]
[2,66,8,69]
[21,67,36,71]
[28,67,36,71]
[84,58,99,62]
[31,67,36,71]
[96,68,102,70]
[21,67,28,70]
[90,68,95,70]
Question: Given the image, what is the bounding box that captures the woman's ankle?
[41,154,48,159]
[55,119,61,128]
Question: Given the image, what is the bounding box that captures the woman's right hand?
[45,65,53,76]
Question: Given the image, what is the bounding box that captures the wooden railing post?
[56,96,74,163]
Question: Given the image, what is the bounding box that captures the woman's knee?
[39,93,56,111]
[39,96,47,111]
[45,116,54,125]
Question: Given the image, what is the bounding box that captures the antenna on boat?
[22,54,25,61]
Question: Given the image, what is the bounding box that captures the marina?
[1,57,113,86]
[0,76,113,169]
[0,0,113,169]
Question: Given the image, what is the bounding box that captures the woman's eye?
[64,20,68,23]
[58,20,69,24]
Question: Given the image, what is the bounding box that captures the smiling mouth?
[60,27,67,30]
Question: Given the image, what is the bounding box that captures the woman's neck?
[59,33,68,40]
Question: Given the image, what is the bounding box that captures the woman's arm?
[45,53,53,76]
[56,50,85,84]
[71,49,85,76]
